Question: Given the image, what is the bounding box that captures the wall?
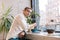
[0,0,30,40]
[0,0,30,17]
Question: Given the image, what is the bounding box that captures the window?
[39,0,48,25]
[31,0,60,32]
[39,0,60,32]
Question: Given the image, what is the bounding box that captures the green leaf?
[0,26,3,32]
[2,2,4,10]
[0,21,4,32]
[4,18,11,31]
[3,7,12,20]
[11,15,14,19]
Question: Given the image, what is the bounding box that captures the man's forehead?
[27,9,32,12]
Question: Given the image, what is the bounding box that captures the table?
[26,32,60,40]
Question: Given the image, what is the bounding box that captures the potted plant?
[0,7,14,40]
[27,11,40,24]
[27,11,40,32]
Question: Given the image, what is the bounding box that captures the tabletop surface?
[27,32,60,38]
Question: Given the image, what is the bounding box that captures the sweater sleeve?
[6,15,23,40]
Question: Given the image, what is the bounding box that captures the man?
[6,7,36,40]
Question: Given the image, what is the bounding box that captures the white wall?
[0,0,30,17]
[0,0,30,40]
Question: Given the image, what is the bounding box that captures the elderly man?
[6,7,36,40]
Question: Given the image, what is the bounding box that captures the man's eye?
[27,10,30,12]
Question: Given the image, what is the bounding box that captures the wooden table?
[26,32,60,40]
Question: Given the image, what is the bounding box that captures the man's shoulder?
[17,13,24,16]
[14,14,21,18]
[14,14,25,19]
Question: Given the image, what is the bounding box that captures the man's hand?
[28,23,37,32]
[18,31,25,38]
[30,23,37,29]
[33,23,37,27]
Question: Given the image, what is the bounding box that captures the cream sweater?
[6,13,29,40]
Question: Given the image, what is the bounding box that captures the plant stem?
[3,27,5,40]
